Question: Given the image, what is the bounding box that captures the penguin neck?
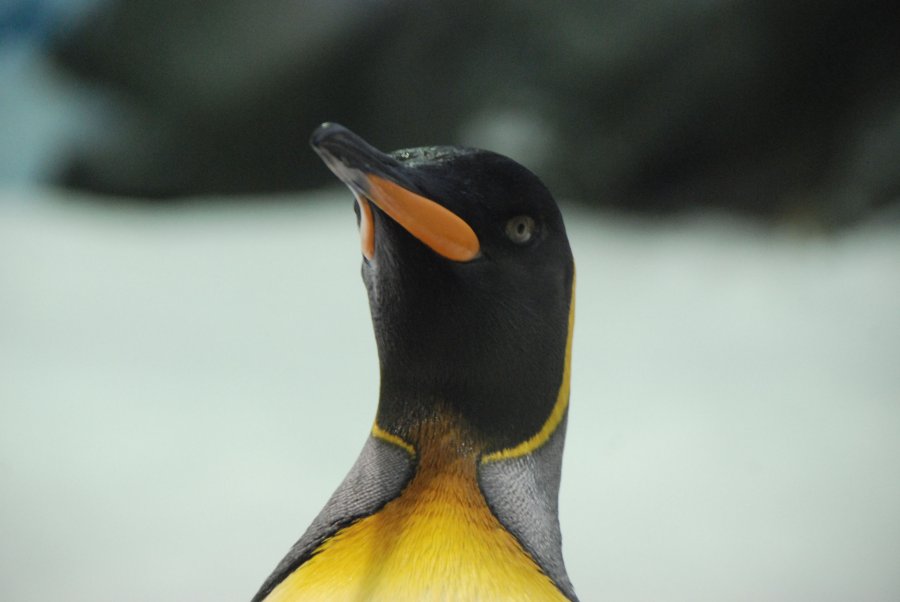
[371,271,576,457]
[372,361,572,463]
[372,361,568,453]
[373,400,488,458]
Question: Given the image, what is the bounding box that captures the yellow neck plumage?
[263,419,569,602]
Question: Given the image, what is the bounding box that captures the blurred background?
[1,1,899,601]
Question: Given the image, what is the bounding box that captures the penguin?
[252,123,577,602]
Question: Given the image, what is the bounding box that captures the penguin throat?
[374,405,488,457]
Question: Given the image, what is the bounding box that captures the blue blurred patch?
[0,0,50,43]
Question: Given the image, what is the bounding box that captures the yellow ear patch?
[263,420,568,602]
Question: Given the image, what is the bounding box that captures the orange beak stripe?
[353,192,376,261]
[365,175,480,262]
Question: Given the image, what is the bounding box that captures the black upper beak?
[309,123,481,263]
[310,123,412,197]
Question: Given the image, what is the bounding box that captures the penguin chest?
[264,440,568,602]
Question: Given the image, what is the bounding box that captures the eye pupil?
[505,215,536,244]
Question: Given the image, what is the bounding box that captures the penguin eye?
[505,215,536,244]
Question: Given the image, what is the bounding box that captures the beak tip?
[309,122,345,151]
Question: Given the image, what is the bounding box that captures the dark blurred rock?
[49,0,900,226]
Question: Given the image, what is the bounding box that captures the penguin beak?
[310,123,481,262]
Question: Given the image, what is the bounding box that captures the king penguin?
[252,123,578,602]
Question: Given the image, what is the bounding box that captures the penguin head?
[311,123,574,453]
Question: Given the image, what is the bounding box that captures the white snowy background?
[2,186,899,602]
